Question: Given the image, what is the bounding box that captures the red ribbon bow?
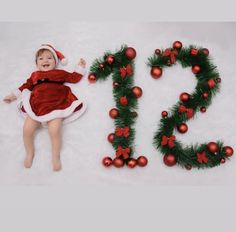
[119,64,133,78]
[161,135,176,148]
[178,105,194,119]
[162,49,178,64]
[197,151,208,164]
[115,127,130,137]
[116,146,130,159]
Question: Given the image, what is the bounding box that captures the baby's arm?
[3,94,17,103]
[65,58,87,83]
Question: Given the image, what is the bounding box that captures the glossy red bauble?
[163,154,177,167]
[127,158,137,168]
[150,66,162,79]
[202,92,209,99]
[88,73,97,83]
[192,65,201,74]
[125,47,136,60]
[177,123,188,134]
[137,156,148,167]
[120,96,128,106]
[109,108,119,119]
[132,86,143,98]
[102,156,113,167]
[179,92,190,102]
[161,111,168,118]
[190,48,198,56]
[223,146,234,157]
[106,55,115,65]
[200,107,206,113]
[155,48,161,55]
[207,142,219,153]
[173,41,183,49]
[113,158,124,168]
[202,48,209,56]
[107,133,115,143]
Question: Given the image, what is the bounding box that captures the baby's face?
[36,50,56,71]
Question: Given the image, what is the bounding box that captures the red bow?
[161,135,176,148]
[115,127,130,137]
[197,151,208,164]
[119,64,133,78]
[162,49,178,64]
[116,146,130,159]
[178,105,194,119]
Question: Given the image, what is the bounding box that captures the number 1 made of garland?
[89,45,148,168]
[148,41,234,170]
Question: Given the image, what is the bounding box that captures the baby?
[3,44,87,171]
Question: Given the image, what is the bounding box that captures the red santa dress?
[13,68,86,124]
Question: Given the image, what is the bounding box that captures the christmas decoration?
[173,41,182,49]
[137,156,148,167]
[109,108,119,119]
[163,154,177,166]
[161,111,168,118]
[88,73,97,83]
[223,146,234,157]
[155,49,161,55]
[132,86,143,98]
[102,156,113,167]
[125,47,136,60]
[90,45,147,167]
[177,123,188,133]
[147,42,233,169]
[150,66,162,79]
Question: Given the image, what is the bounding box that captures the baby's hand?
[3,94,17,103]
[78,58,86,68]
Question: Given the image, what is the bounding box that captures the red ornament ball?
[163,154,177,167]
[200,107,206,113]
[106,55,115,65]
[202,48,209,56]
[223,146,234,157]
[131,111,138,118]
[120,96,128,106]
[202,92,209,99]
[177,123,188,134]
[109,108,119,119]
[179,92,190,102]
[137,156,148,167]
[132,86,143,98]
[113,158,124,168]
[127,158,137,168]
[102,156,113,167]
[150,66,162,79]
[161,111,168,118]
[190,48,198,56]
[207,142,219,153]
[192,65,201,74]
[155,49,161,55]
[107,133,115,143]
[208,79,216,89]
[88,73,97,83]
[220,158,226,164]
[125,47,136,60]
[173,41,183,49]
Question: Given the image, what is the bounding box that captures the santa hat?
[37,44,68,65]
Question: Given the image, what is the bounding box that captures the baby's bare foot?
[24,154,34,168]
[52,157,62,171]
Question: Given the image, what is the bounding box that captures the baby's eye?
[48,57,52,59]
[39,57,43,60]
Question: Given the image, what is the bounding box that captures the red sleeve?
[64,72,83,83]
[18,73,34,92]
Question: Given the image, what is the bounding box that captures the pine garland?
[89,45,147,168]
[147,41,233,170]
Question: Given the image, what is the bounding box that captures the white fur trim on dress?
[18,89,87,124]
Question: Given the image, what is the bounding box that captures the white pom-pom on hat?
[37,44,68,66]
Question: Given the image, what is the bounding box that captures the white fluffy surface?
[0,22,235,185]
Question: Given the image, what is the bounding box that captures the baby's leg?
[47,118,63,171]
[23,116,41,168]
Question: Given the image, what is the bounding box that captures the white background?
[0,1,236,231]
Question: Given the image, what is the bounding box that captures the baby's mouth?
[43,64,50,68]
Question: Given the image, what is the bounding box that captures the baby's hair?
[35,49,56,63]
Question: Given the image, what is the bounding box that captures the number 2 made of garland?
[88,45,148,168]
[148,41,234,170]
